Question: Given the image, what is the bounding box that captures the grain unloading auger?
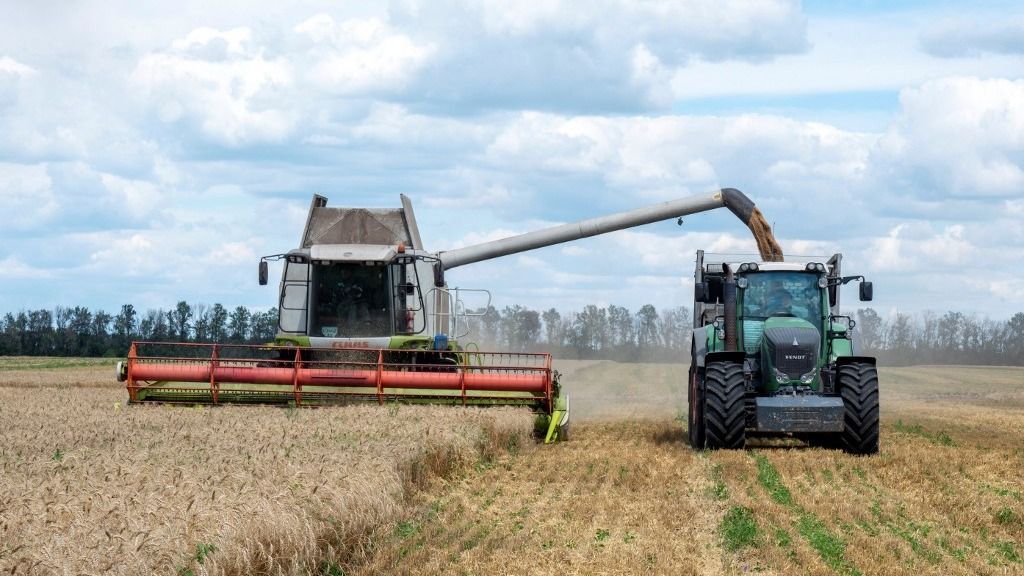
[119,188,782,443]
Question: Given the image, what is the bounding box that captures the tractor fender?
[704,351,746,368]
[835,356,876,367]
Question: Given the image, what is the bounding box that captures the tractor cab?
[736,263,828,393]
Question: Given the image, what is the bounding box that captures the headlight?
[800,370,816,384]
[774,368,790,384]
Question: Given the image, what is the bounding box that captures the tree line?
[0,303,278,357]
[464,304,692,363]
[1,300,1021,366]
[853,308,1024,366]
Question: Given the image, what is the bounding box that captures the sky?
[0,0,1022,319]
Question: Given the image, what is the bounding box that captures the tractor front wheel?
[838,362,880,455]
[703,361,746,450]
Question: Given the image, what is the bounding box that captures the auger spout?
[436,188,782,275]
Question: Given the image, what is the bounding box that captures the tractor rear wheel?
[687,363,705,449]
[703,361,746,450]
[838,362,879,455]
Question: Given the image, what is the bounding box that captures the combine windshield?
[310,263,392,338]
[741,271,823,327]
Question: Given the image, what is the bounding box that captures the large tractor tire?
[687,363,705,449]
[703,361,746,450]
[838,362,879,455]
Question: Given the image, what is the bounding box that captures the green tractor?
[688,251,879,454]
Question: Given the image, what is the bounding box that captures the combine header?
[120,187,782,443]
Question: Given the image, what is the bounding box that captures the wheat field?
[0,358,532,575]
[1,358,1022,575]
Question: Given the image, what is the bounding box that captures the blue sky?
[0,0,1022,319]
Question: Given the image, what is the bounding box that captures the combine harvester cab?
[120,188,780,445]
[688,251,879,454]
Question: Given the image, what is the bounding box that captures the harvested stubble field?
[360,361,1024,576]
[2,358,1023,576]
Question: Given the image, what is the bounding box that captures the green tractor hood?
[758,316,823,393]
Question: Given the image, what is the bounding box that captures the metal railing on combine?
[120,342,553,411]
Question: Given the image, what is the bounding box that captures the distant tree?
[542,308,561,345]
[228,306,251,342]
[209,304,228,343]
[113,304,137,351]
[658,306,690,356]
[192,304,210,342]
[480,306,500,347]
[171,301,193,342]
[55,306,74,355]
[516,308,541,351]
[1008,312,1024,363]
[70,306,93,356]
[575,305,608,354]
[937,311,963,356]
[91,310,112,355]
[636,304,659,350]
[0,313,22,355]
[886,313,914,364]
[855,308,883,354]
[141,309,168,341]
[249,308,279,343]
[26,309,54,355]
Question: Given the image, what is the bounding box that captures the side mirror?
[859,281,873,302]
[694,281,709,303]
[399,282,417,295]
[258,261,268,285]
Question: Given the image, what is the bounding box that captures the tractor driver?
[765,279,793,315]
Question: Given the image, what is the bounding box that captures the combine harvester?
[119,188,781,442]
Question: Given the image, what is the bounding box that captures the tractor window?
[310,263,391,338]
[741,272,823,327]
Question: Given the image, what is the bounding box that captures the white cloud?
[296,15,436,95]
[920,17,1024,58]
[99,173,162,220]
[485,111,874,197]
[867,223,976,272]
[87,233,159,277]
[131,27,296,146]
[0,56,36,76]
[0,256,56,280]
[669,15,1024,102]
[385,0,808,112]
[421,183,512,210]
[0,162,57,229]
[981,278,1024,303]
[872,77,1024,197]
[206,241,257,265]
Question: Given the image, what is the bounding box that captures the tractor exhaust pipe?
[723,263,738,352]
